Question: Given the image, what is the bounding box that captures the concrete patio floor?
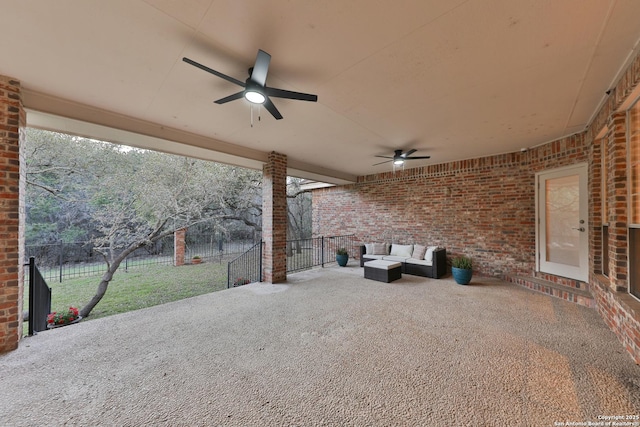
[1,264,640,426]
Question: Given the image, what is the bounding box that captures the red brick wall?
[589,137,603,276]
[593,275,640,364]
[313,49,640,364]
[262,152,287,283]
[604,112,629,291]
[588,52,640,364]
[313,134,587,277]
[0,76,24,353]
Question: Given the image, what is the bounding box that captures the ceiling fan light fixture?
[244,90,265,104]
[393,159,405,165]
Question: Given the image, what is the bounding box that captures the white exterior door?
[537,164,588,281]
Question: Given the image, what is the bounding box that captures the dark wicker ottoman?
[363,260,402,283]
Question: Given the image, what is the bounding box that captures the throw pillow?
[364,243,374,254]
[425,246,438,262]
[390,244,413,257]
[372,243,388,255]
[412,244,427,260]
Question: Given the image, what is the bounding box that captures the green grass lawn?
[25,260,229,331]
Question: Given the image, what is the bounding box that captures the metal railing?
[227,242,263,288]
[25,235,258,283]
[27,257,51,335]
[287,235,356,273]
[226,235,357,287]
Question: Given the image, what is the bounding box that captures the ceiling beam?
[23,89,356,185]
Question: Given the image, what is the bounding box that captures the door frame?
[535,163,589,281]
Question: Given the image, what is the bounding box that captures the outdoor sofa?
[359,243,447,279]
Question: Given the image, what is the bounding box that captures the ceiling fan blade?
[263,97,283,120]
[373,159,392,166]
[406,156,431,160]
[250,49,271,86]
[265,87,318,102]
[374,155,393,159]
[402,149,417,158]
[183,57,246,87]
[214,91,245,104]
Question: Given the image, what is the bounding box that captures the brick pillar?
[606,111,628,291]
[0,76,25,353]
[262,152,287,283]
[589,137,602,275]
[174,228,186,266]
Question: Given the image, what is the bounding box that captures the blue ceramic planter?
[452,267,472,285]
[336,254,349,267]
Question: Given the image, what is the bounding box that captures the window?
[629,99,640,298]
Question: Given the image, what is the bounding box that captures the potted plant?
[451,256,472,285]
[336,248,349,267]
[191,255,202,264]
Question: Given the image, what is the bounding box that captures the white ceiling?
[2,0,640,183]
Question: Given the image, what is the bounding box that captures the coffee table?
[363,260,402,283]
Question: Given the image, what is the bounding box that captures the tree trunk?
[80,225,176,318]
[79,255,125,318]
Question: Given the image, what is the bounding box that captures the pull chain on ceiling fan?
[250,104,262,127]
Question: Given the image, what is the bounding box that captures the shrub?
[47,306,80,326]
[451,256,472,270]
[233,277,251,287]
[336,248,348,256]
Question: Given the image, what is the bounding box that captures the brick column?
[589,137,602,275]
[0,76,25,353]
[262,152,287,283]
[606,111,628,291]
[174,228,186,266]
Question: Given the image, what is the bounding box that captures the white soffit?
[26,108,356,185]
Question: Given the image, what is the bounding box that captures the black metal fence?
[185,236,258,264]
[28,257,51,335]
[286,235,356,273]
[227,242,263,288]
[24,235,175,283]
[25,235,259,283]
[226,235,356,287]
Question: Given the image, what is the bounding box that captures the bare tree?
[286,178,312,255]
[24,129,263,317]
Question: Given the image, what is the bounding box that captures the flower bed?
[47,306,81,328]
[233,277,251,287]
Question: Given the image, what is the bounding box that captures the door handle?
[572,227,585,232]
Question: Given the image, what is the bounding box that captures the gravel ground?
[1,265,640,426]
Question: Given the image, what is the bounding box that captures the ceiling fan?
[373,149,431,166]
[183,49,318,120]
